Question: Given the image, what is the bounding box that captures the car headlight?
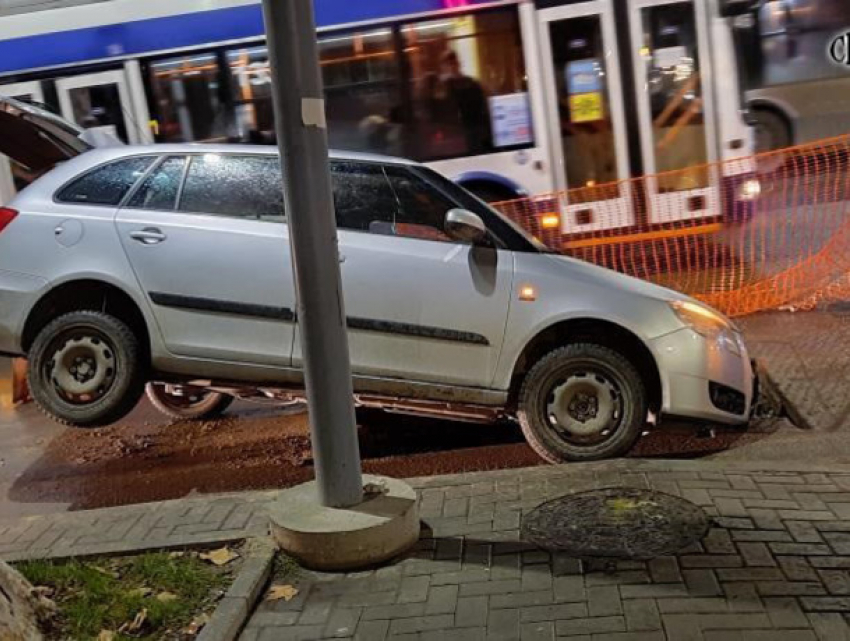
[669,300,742,355]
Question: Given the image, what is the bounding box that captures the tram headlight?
[737,178,761,202]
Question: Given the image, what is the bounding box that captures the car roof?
[78,143,420,167]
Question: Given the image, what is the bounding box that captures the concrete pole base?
[269,475,420,571]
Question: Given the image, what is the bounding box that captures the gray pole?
[261,0,363,508]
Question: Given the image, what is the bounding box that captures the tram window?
[148,53,230,142]
[56,157,154,206]
[402,9,532,161]
[126,156,186,211]
[179,154,285,220]
[754,0,850,87]
[639,3,709,190]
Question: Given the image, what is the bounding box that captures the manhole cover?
[521,487,709,560]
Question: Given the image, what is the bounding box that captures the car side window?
[382,166,457,242]
[331,162,398,234]
[178,154,285,221]
[126,156,186,210]
[56,156,154,206]
[330,162,459,243]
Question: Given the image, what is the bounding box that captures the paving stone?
[552,554,583,577]
[486,608,521,641]
[490,591,553,610]
[703,529,736,554]
[817,569,850,595]
[766,597,811,628]
[397,576,431,604]
[732,530,794,543]
[431,568,492,586]
[749,509,786,530]
[714,517,756,530]
[779,556,820,581]
[807,612,850,641]
[520,621,555,641]
[522,566,554,592]
[739,542,779,567]
[620,584,688,599]
[459,580,522,597]
[723,582,764,612]
[586,571,649,587]
[587,633,664,641]
[659,614,703,641]
[702,631,816,641]
[362,603,426,621]
[258,624,324,641]
[769,543,833,556]
[325,607,362,638]
[554,575,586,602]
[788,521,827,543]
[801,596,850,611]
[520,603,587,623]
[555,616,626,636]
[712,498,749,517]
[353,620,389,641]
[695,613,772,629]
[656,598,730,614]
[757,581,828,596]
[425,584,459,615]
[388,614,454,635]
[680,555,743,569]
[588,586,623,617]
[682,569,721,596]
[456,596,489,628]
[811,557,850,569]
[421,627,486,641]
[648,557,682,584]
[623,600,661,631]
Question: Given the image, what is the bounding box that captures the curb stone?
[198,537,276,641]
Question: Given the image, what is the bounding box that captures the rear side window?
[179,154,285,220]
[56,157,154,206]
[127,156,186,210]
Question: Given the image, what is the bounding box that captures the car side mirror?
[445,208,487,244]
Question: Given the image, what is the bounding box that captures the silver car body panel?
[0,143,753,425]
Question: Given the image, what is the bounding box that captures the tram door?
[538,0,722,232]
[538,0,633,233]
[55,68,149,144]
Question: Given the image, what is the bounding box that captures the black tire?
[752,109,791,153]
[27,310,147,427]
[517,343,647,463]
[145,383,234,420]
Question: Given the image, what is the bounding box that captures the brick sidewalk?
[241,460,850,641]
[7,460,850,639]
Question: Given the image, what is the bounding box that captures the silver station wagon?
[0,96,754,463]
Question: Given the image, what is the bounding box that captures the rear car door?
[114,153,296,367]
[291,161,515,388]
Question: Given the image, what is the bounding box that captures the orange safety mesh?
[493,135,850,317]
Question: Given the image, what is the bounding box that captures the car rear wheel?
[146,383,234,420]
[28,310,146,427]
[517,343,647,463]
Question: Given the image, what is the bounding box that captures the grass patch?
[272,553,300,582]
[17,550,236,640]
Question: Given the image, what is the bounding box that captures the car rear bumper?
[650,327,754,426]
[0,269,47,355]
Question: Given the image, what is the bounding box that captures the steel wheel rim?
[44,327,117,405]
[545,367,624,446]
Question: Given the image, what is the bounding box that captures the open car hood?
[0,95,100,174]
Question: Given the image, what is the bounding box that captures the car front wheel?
[146,383,234,420]
[517,343,647,463]
[28,310,146,427]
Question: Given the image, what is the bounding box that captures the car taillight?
[0,207,17,233]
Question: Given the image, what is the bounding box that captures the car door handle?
[130,228,166,244]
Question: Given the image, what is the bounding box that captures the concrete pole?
[261,0,363,508]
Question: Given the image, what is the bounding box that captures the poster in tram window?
[489,92,533,148]
[565,59,604,123]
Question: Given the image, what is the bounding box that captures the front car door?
[114,152,297,372]
[291,160,515,392]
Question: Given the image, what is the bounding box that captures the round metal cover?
[522,487,710,560]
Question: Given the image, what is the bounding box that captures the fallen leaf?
[128,587,153,598]
[31,585,54,598]
[119,608,148,635]
[97,631,115,641]
[156,591,178,603]
[266,584,299,602]
[168,551,186,559]
[182,612,211,636]
[200,547,239,566]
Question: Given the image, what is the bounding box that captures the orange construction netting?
[493,135,850,317]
